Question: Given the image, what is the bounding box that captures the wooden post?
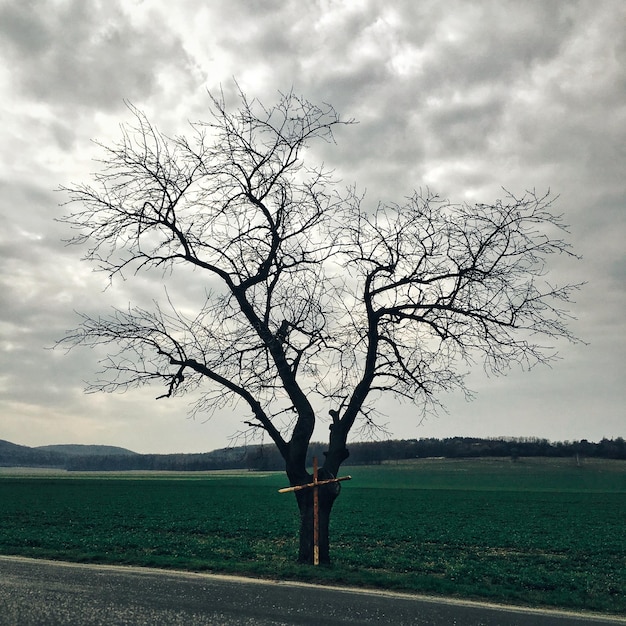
[278,457,352,566]
[313,456,319,565]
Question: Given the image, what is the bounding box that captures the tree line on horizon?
[1,436,624,471]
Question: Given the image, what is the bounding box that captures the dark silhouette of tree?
[58,88,581,564]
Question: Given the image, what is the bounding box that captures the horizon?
[4,433,624,458]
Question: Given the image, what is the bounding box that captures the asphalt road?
[0,556,623,626]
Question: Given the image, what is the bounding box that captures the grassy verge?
[0,457,624,614]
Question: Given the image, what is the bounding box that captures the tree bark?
[294,469,342,565]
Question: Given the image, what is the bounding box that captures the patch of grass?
[347,456,626,492]
[0,458,624,615]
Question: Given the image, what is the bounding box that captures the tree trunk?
[294,470,342,565]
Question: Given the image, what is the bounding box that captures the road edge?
[1,554,623,624]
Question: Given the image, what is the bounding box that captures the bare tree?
[59,89,580,564]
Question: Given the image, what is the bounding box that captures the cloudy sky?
[0,0,624,454]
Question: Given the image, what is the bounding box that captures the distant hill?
[35,444,138,456]
[0,440,137,469]
[0,440,31,454]
[0,439,67,468]
[0,438,253,471]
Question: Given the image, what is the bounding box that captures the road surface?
[0,556,623,625]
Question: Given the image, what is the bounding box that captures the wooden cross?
[278,457,351,565]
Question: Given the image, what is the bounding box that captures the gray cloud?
[0,0,196,112]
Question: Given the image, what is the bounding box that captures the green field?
[1,457,624,615]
